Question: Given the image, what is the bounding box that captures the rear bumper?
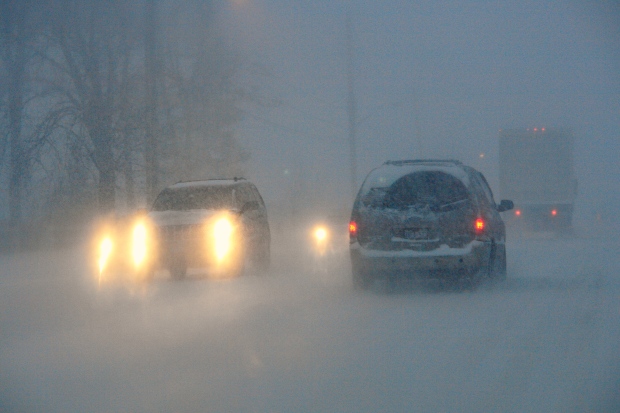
[350,240,491,278]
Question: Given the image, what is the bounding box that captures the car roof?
[383,159,463,167]
[165,178,249,190]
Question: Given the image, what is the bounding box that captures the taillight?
[515,209,521,216]
[349,221,358,238]
[551,209,557,216]
[474,218,485,234]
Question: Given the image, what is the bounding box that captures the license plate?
[404,228,429,240]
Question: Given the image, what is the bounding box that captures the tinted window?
[152,186,234,211]
[382,171,469,211]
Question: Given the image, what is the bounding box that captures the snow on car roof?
[359,161,470,195]
[167,179,246,189]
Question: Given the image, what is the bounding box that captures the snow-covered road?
[1,232,619,412]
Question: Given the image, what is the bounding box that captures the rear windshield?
[363,171,469,211]
[151,186,234,211]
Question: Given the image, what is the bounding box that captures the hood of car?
[148,209,224,227]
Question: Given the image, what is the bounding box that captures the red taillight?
[349,221,358,237]
[475,218,485,234]
[515,209,521,216]
[551,209,557,216]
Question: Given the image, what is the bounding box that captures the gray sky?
[216,0,619,223]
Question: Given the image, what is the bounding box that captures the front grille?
[158,224,203,242]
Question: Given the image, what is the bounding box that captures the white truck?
[499,128,578,232]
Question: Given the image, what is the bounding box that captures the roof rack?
[173,177,246,185]
[383,159,462,166]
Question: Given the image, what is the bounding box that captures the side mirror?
[497,199,514,212]
[240,201,259,214]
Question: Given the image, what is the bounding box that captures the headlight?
[311,224,330,257]
[213,217,234,262]
[98,236,113,276]
[132,222,148,268]
[313,226,328,243]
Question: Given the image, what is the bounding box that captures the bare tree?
[0,0,267,236]
[144,0,160,203]
[157,0,251,183]
[47,0,142,213]
[1,0,34,226]
[0,0,60,246]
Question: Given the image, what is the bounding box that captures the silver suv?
[349,160,513,289]
[149,178,270,279]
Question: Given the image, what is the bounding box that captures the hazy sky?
[216,1,619,222]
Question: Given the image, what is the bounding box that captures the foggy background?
[1,0,619,243]
[2,2,620,412]
[224,0,620,230]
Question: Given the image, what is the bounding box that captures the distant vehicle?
[149,178,271,279]
[349,160,513,290]
[499,128,577,232]
[94,178,270,284]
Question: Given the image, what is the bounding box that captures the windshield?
[151,186,234,211]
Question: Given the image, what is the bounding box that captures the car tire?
[491,244,507,281]
[465,245,494,290]
[252,242,271,274]
[352,262,372,290]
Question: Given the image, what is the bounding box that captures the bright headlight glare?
[99,237,113,275]
[314,226,328,243]
[132,222,148,267]
[213,217,234,262]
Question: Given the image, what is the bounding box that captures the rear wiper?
[438,198,468,211]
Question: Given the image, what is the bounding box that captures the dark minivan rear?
[349,160,513,289]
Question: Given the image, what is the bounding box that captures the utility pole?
[144,0,159,203]
[346,11,357,200]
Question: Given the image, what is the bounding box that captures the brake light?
[474,218,485,234]
[349,221,358,238]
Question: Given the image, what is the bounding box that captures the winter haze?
[1,1,619,412]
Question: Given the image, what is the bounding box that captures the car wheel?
[465,246,494,290]
[352,262,372,290]
[252,242,271,274]
[491,244,507,281]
